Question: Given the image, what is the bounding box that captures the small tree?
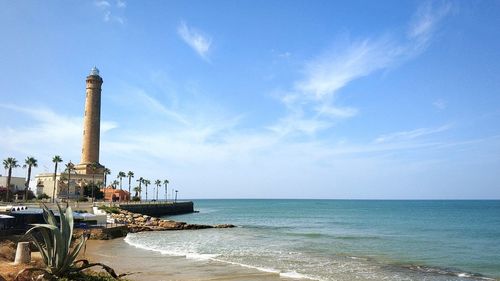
[37,193,50,200]
[83,184,104,200]
[132,186,141,199]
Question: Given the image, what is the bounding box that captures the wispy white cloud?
[177,21,212,61]
[94,0,126,24]
[295,37,400,101]
[278,52,291,59]
[134,89,191,125]
[433,99,447,110]
[116,0,126,8]
[374,125,451,144]
[272,1,453,137]
[407,1,452,50]
[0,104,118,173]
[95,0,111,8]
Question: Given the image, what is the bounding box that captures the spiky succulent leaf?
[24,203,86,277]
[60,235,87,274]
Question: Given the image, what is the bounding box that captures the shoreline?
[85,238,296,281]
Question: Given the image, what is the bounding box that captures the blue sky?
[1,0,499,199]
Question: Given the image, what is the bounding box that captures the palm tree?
[136,177,144,200]
[117,171,126,190]
[51,156,63,203]
[133,186,142,198]
[3,158,20,202]
[143,179,150,201]
[112,180,119,189]
[103,168,111,188]
[127,171,134,200]
[163,179,169,202]
[64,161,74,201]
[154,180,161,201]
[23,156,38,202]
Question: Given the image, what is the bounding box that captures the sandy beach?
[85,238,296,281]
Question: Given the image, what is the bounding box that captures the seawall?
[118,201,194,217]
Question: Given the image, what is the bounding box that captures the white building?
[0,176,26,192]
[35,172,104,200]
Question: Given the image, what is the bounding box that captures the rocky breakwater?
[107,209,235,233]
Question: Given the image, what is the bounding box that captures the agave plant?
[16,203,121,280]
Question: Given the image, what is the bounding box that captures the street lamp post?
[175,190,178,203]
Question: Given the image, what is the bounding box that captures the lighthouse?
[75,67,105,174]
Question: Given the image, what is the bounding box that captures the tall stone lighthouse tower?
[75,67,105,175]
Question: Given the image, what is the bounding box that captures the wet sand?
[84,238,296,281]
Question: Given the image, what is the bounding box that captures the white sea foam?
[124,235,218,261]
[211,258,281,274]
[125,236,320,281]
[185,253,219,260]
[280,271,320,280]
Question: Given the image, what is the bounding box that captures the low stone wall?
[118,201,194,217]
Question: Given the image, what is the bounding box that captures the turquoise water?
[125,200,500,281]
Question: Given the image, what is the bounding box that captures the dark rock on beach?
[104,208,235,234]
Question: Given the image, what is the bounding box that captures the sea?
[124,200,500,281]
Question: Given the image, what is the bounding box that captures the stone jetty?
[105,208,235,233]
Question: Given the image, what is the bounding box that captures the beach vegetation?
[83,184,104,200]
[37,193,51,200]
[16,203,122,280]
[58,271,131,281]
[98,205,121,214]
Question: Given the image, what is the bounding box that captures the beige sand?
[84,238,296,281]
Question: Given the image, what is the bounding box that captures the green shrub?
[37,193,50,200]
[98,205,121,214]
